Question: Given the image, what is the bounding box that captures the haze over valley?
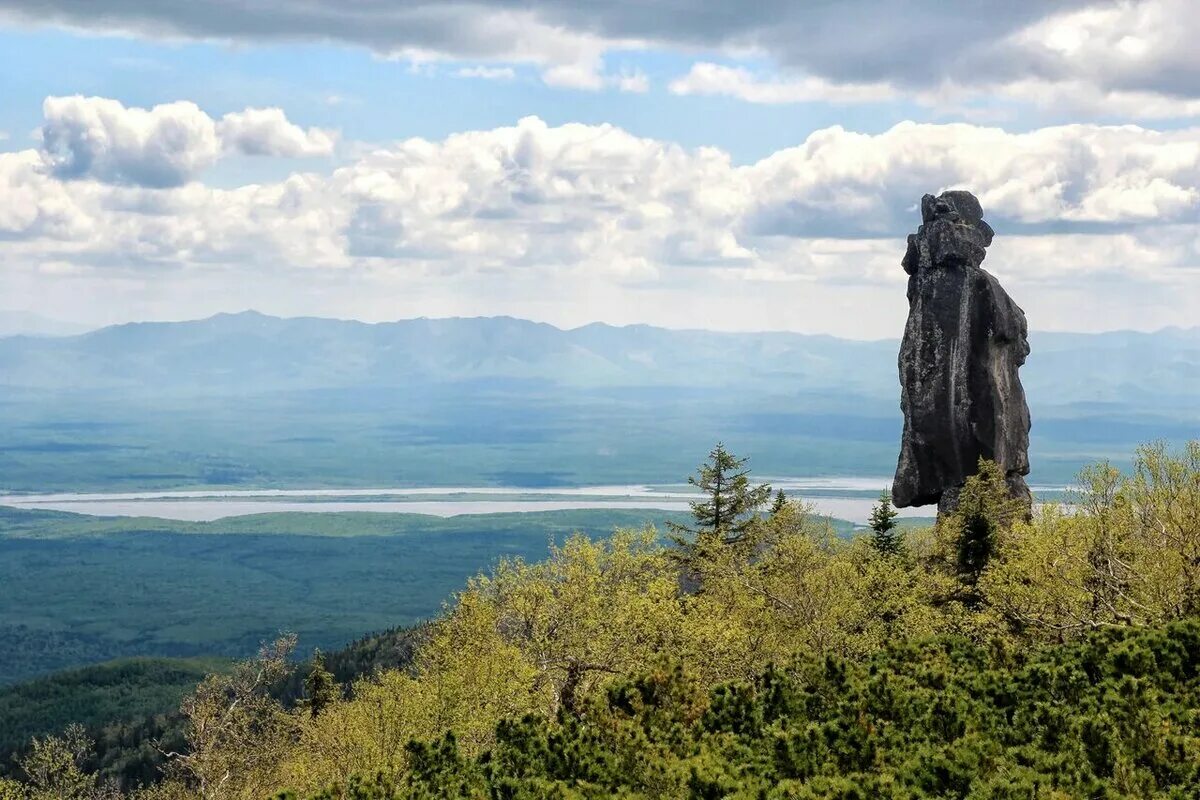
[2,312,1194,496]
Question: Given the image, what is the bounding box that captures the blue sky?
[0,1,1198,337]
[0,27,935,167]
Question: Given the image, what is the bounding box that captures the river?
[0,479,965,524]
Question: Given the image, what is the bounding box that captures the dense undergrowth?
[2,441,1197,800]
[294,620,1200,798]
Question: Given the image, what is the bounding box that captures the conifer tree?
[302,650,339,718]
[939,459,1027,607]
[770,488,787,516]
[668,443,771,546]
[868,491,903,556]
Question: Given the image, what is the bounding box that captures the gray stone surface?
[892,191,1032,513]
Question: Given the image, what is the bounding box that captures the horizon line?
[4,307,1197,342]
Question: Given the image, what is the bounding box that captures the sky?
[0,0,1198,338]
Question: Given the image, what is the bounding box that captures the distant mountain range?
[2,310,1196,407]
[0,312,1195,491]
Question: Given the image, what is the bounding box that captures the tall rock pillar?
[892,190,1032,515]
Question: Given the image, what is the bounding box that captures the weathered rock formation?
[892,190,1031,515]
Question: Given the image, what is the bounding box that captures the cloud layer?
[40,96,335,187]
[4,0,1200,116]
[2,103,1198,335]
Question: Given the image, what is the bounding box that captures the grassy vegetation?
[0,507,700,685]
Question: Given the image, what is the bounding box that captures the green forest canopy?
[2,441,1198,799]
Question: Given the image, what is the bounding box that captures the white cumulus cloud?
[39,96,338,188]
[217,107,336,157]
[40,96,221,188]
[4,108,1200,335]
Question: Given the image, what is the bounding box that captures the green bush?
[298,620,1200,799]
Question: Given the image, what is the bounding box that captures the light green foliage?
[982,441,1200,641]
[164,636,297,800]
[277,529,687,794]
[683,499,944,684]
[684,504,876,681]
[1129,440,1200,616]
[16,724,119,800]
[457,529,687,718]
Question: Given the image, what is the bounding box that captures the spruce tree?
[770,488,787,516]
[943,459,1026,601]
[868,491,904,557]
[302,650,339,718]
[668,443,772,546]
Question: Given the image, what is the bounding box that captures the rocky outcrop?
[892,191,1031,514]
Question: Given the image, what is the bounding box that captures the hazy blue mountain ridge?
[0,312,1194,491]
[2,311,1194,403]
[0,312,902,394]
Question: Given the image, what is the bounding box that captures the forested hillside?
[0,659,230,789]
[0,629,424,791]
[1,441,1197,799]
[0,508,682,684]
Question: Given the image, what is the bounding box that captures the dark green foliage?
[0,658,229,788]
[0,507,684,684]
[668,443,772,546]
[0,627,426,792]
[770,488,787,516]
[300,620,1200,798]
[83,707,189,791]
[868,491,903,557]
[275,774,405,800]
[301,652,340,718]
[273,626,425,708]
